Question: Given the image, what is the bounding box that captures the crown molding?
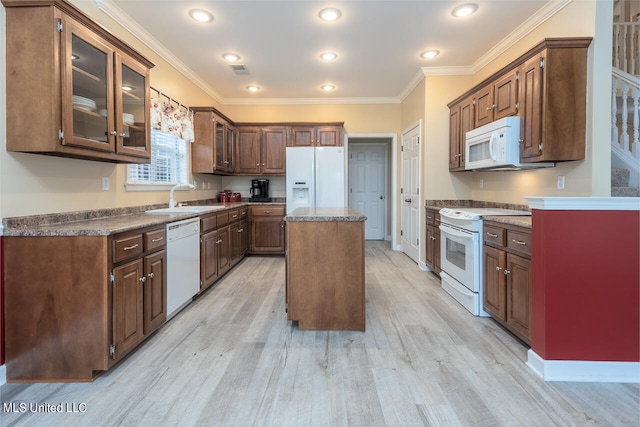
[400,0,572,103]
[469,0,573,73]
[94,0,224,105]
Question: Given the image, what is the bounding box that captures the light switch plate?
[101,177,110,191]
[557,175,565,190]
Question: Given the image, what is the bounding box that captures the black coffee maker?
[250,179,271,202]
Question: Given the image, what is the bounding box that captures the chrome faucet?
[169,183,195,208]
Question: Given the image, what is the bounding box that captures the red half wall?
[531,209,640,362]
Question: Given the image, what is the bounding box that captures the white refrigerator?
[286,147,346,214]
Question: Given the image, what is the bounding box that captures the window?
[126,129,189,190]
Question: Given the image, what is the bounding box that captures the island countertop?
[284,207,367,222]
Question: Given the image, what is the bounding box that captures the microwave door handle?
[439,225,474,240]
[489,132,498,161]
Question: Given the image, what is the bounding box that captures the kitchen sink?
[145,205,227,214]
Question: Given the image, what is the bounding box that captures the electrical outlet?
[193,179,198,190]
[101,177,110,191]
[479,179,484,189]
[557,175,565,190]
[207,182,211,190]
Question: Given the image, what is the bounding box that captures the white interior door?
[349,143,386,240]
[401,124,420,263]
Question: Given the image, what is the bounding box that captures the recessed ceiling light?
[122,86,134,91]
[318,8,341,22]
[321,84,335,92]
[320,52,338,61]
[222,53,241,62]
[188,9,214,23]
[246,85,260,92]
[420,50,440,59]
[451,3,478,18]
[71,54,80,60]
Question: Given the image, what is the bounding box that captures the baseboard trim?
[527,350,640,383]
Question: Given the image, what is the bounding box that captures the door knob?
[405,198,412,203]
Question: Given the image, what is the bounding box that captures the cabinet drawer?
[201,214,217,232]
[239,207,249,220]
[250,206,286,217]
[507,230,531,256]
[144,228,166,252]
[217,211,229,228]
[113,233,144,263]
[228,209,241,223]
[426,209,440,225]
[483,225,506,246]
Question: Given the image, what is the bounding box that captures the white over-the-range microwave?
[464,117,554,171]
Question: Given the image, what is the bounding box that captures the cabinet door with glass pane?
[61,17,116,153]
[115,53,150,158]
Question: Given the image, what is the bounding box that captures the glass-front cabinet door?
[226,124,235,171]
[115,53,150,158]
[215,120,225,170]
[61,18,115,152]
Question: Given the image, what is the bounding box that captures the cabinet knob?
[110,131,117,136]
[139,276,146,283]
[504,269,510,275]
[496,266,502,271]
[147,272,154,278]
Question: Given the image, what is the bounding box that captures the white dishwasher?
[166,217,200,319]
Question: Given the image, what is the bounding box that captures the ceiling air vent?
[230,64,249,75]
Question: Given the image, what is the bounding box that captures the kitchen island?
[284,207,367,331]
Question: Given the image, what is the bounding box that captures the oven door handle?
[439,224,474,240]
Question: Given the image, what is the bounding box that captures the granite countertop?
[3,200,286,237]
[284,207,367,222]
[483,215,532,228]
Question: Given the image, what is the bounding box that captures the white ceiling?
[99,0,563,104]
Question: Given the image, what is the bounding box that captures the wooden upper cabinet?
[235,127,261,174]
[192,108,235,174]
[474,69,518,127]
[449,104,462,171]
[447,37,591,168]
[261,127,287,174]
[519,56,544,160]
[448,96,473,171]
[519,45,588,162]
[235,126,286,175]
[290,127,314,147]
[3,0,154,163]
[289,125,343,147]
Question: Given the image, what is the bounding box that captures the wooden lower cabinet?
[249,205,285,254]
[425,207,441,274]
[200,208,248,293]
[231,220,249,262]
[200,228,220,292]
[113,258,145,359]
[483,221,532,345]
[3,224,167,381]
[286,220,365,331]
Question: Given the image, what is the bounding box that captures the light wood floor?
[1,241,638,426]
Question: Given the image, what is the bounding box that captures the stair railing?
[613,22,639,76]
[612,67,640,161]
